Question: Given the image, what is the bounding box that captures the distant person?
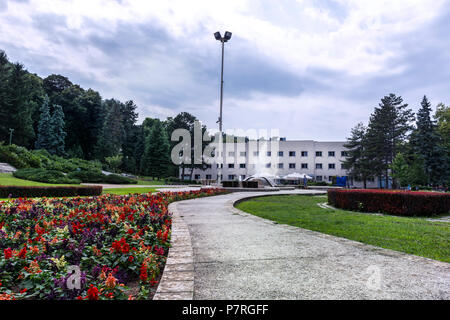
[303,177,307,189]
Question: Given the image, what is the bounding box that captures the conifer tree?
[140,120,170,179]
[48,104,66,156]
[342,123,372,188]
[365,93,415,188]
[35,95,52,151]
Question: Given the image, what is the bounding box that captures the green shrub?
[67,170,105,183]
[13,168,80,184]
[103,174,137,184]
[308,181,330,186]
[163,177,201,185]
[0,185,102,198]
[242,181,258,188]
[222,181,239,188]
[0,143,41,169]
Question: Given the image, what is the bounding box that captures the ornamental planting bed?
[0,188,227,300]
[328,189,450,216]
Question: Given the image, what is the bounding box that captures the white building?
[179,138,380,187]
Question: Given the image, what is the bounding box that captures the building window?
[194,174,200,180]
[301,151,308,157]
[228,164,234,168]
[316,176,323,182]
[240,175,246,180]
[206,174,212,180]
[316,151,322,157]
[289,151,296,157]
[316,163,323,169]
[278,163,284,169]
[240,151,246,157]
[289,163,296,169]
[228,152,235,157]
[328,151,335,157]
[267,151,272,156]
[239,163,246,169]
[341,151,348,157]
[301,163,308,169]
[265,163,271,168]
[228,175,235,180]
[328,163,335,169]
[206,164,212,169]
[253,151,259,156]
[278,151,284,157]
[328,176,334,182]
[217,163,223,168]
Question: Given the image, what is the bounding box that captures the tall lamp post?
[214,31,232,186]
[8,128,14,145]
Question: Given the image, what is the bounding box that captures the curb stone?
[153,202,194,300]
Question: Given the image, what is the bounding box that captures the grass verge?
[235,194,450,263]
[102,187,159,195]
[0,172,72,186]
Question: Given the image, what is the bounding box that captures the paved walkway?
[172,190,450,300]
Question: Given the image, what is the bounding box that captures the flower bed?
[0,185,103,198]
[327,189,450,216]
[0,188,228,300]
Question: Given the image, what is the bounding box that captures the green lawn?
[0,172,64,186]
[235,195,450,262]
[102,187,159,195]
[136,180,166,185]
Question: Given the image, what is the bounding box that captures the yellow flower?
[50,256,67,270]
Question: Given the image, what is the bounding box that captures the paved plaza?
[164,190,450,300]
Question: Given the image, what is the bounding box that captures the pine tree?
[5,63,36,147]
[95,99,125,159]
[140,120,170,179]
[48,104,66,156]
[342,123,372,188]
[365,94,415,188]
[410,96,448,185]
[35,95,52,150]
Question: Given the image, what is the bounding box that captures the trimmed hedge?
[222,181,239,188]
[0,185,103,198]
[328,189,450,216]
[103,174,137,184]
[13,168,81,184]
[242,181,258,188]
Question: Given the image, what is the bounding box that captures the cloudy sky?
[1,0,449,140]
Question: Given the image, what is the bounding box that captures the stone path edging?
[153,202,194,300]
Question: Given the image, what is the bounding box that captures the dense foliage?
[327,189,450,216]
[343,94,449,188]
[13,168,80,185]
[0,188,228,300]
[0,50,212,179]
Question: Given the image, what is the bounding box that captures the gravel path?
[173,190,450,300]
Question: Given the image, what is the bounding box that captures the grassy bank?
[235,195,450,262]
[0,172,65,186]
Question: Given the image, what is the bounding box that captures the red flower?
[4,248,12,260]
[17,247,27,259]
[128,255,134,263]
[139,263,148,282]
[87,285,99,300]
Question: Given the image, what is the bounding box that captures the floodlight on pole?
[214,30,232,186]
